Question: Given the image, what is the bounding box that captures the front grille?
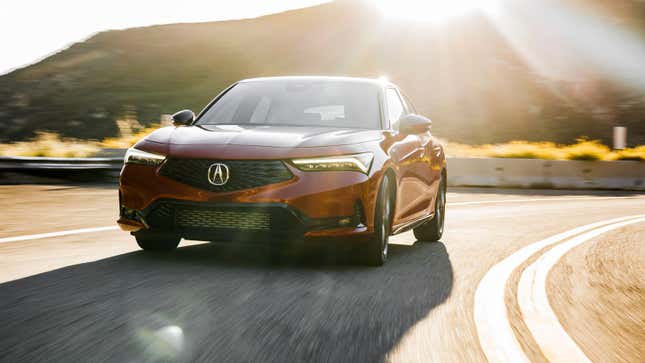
[160,158,293,192]
[143,201,306,241]
[176,208,271,230]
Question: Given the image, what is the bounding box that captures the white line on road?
[517,216,645,363]
[0,195,642,245]
[0,226,119,244]
[447,195,643,206]
[473,214,645,363]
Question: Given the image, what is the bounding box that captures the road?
[0,185,643,362]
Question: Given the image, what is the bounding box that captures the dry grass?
[101,125,160,149]
[559,139,611,161]
[0,132,100,158]
[613,145,645,161]
[445,139,644,161]
[2,131,644,161]
[0,122,161,157]
[446,141,563,160]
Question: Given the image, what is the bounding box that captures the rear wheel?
[135,232,181,251]
[363,175,393,266]
[413,174,446,242]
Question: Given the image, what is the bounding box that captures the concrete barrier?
[446,157,645,191]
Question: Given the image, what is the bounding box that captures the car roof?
[239,76,396,88]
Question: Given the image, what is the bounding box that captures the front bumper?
[118,162,380,242]
[119,199,369,242]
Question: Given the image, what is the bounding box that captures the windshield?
[197,80,381,129]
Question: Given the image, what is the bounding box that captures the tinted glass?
[386,88,405,130]
[197,80,381,129]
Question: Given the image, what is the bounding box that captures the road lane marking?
[448,196,643,206]
[517,216,645,363]
[473,214,645,363]
[0,226,119,244]
[1,195,642,244]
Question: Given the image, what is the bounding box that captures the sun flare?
[372,0,499,23]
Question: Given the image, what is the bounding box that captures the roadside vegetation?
[0,120,161,158]
[0,132,101,158]
[446,138,645,161]
[1,131,644,161]
[101,125,162,149]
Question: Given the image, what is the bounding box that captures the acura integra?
[117,76,446,265]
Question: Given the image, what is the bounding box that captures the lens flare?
[372,0,500,23]
[486,0,645,91]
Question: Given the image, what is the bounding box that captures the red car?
[118,76,446,265]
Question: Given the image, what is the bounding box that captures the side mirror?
[171,109,195,126]
[399,114,432,134]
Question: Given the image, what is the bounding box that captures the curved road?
[0,185,643,362]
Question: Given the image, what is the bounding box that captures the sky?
[0,0,331,75]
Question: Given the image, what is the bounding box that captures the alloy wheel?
[435,180,446,235]
[379,178,392,261]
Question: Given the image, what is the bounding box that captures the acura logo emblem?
[207,163,230,186]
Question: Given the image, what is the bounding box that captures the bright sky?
[0,0,330,75]
[4,0,643,91]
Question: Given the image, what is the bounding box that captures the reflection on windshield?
[197,80,380,129]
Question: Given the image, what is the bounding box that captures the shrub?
[3,131,644,161]
[101,125,160,148]
[0,132,100,157]
[0,124,161,157]
[487,141,563,160]
[559,139,611,161]
[445,139,644,161]
[613,145,645,161]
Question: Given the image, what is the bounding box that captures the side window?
[401,92,416,114]
[386,88,405,130]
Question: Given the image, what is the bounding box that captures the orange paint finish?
[117,77,447,246]
[120,162,384,236]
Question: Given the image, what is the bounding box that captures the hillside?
[1,0,644,145]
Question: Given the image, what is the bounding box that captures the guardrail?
[0,156,123,183]
[0,156,123,171]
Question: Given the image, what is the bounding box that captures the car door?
[385,88,433,225]
[401,91,442,218]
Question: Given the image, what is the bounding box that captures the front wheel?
[363,176,393,266]
[135,232,181,251]
[413,175,446,242]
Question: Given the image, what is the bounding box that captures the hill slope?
[1,0,644,145]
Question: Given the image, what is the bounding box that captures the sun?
[372,0,500,23]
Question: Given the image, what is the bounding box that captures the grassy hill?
[1,0,644,145]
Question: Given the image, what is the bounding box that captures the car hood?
[146,125,383,148]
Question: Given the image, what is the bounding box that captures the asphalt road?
[0,185,643,363]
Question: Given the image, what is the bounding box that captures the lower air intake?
[175,208,271,231]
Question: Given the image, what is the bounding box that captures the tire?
[135,233,181,251]
[363,175,394,266]
[413,174,446,242]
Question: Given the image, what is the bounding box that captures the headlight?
[124,147,166,166]
[291,152,374,174]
